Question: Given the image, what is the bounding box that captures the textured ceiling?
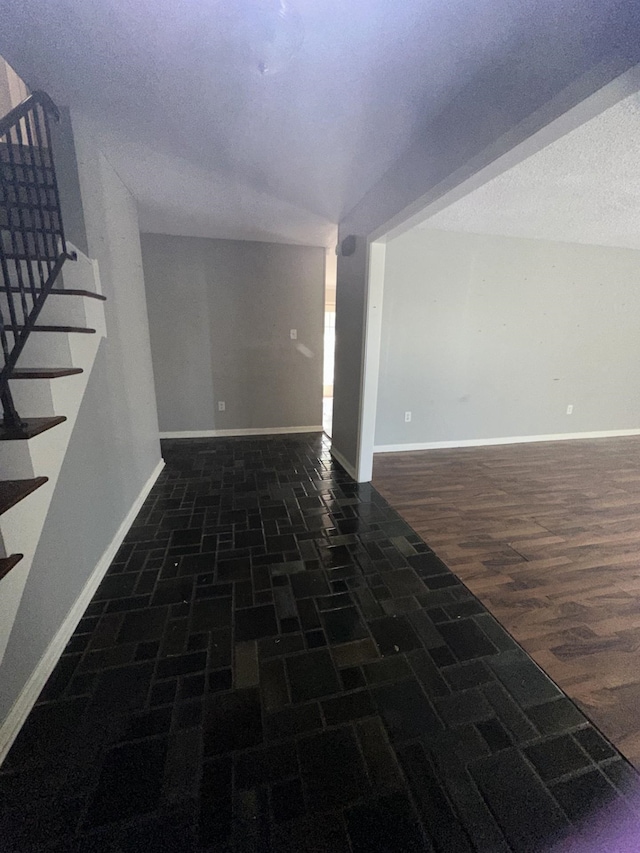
[424,89,640,250]
[0,0,633,246]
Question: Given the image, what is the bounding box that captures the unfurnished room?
[2,2,640,852]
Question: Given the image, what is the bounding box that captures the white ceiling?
[0,0,631,246]
[423,88,640,250]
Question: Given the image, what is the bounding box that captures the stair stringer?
[0,245,105,665]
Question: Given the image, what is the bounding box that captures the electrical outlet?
[290,329,297,340]
[404,411,412,423]
[566,404,573,415]
[218,401,226,411]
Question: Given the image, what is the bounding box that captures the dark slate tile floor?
[2,433,640,852]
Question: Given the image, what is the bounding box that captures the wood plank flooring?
[373,436,640,768]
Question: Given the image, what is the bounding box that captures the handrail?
[0,90,74,430]
[0,91,60,136]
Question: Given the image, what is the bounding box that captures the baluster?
[0,93,67,429]
[3,122,31,329]
[21,110,44,303]
[23,106,50,289]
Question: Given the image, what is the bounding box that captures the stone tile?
[363,655,413,685]
[260,657,289,712]
[399,742,473,851]
[476,719,512,753]
[286,649,340,703]
[331,638,380,667]
[298,727,369,811]
[346,793,427,853]
[373,679,442,742]
[199,757,232,846]
[270,812,351,853]
[234,641,259,688]
[407,648,450,698]
[525,734,592,782]
[209,669,232,692]
[527,698,588,736]
[203,688,263,756]
[574,726,617,762]
[291,571,330,599]
[234,742,298,790]
[369,615,422,656]
[84,738,168,827]
[470,749,570,851]
[322,690,375,724]
[321,606,368,644]
[550,770,619,823]
[488,650,563,708]
[235,605,278,641]
[435,688,493,727]
[89,663,154,715]
[437,619,498,662]
[264,703,323,741]
[356,717,404,795]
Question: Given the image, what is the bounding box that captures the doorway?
[323,249,336,437]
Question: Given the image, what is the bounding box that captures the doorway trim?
[354,240,386,482]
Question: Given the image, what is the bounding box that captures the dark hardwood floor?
[373,436,640,769]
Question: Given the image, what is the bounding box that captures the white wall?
[141,234,325,434]
[0,112,162,723]
[0,56,28,117]
[375,229,640,448]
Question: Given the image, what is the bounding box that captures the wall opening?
[323,248,336,437]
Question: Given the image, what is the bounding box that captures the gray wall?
[332,10,640,475]
[0,112,162,722]
[141,234,325,433]
[376,229,640,446]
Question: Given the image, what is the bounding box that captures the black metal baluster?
[3,122,32,330]
[15,112,39,304]
[0,145,11,366]
[0,127,22,427]
[24,106,51,289]
[0,220,22,428]
[0,237,16,351]
[0,92,69,429]
[0,136,21,338]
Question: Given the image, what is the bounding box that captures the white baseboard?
[160,426,323,439]
[330,445,358,480]
[374,429,640,454]
[0,458,165,767]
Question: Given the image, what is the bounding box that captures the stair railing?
[0,91,76,430]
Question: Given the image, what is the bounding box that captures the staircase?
[0,91,106,663]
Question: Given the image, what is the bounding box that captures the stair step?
[10,367,83,379]
[4,325,96,334]
[0,287,106,301]
[0,416,66,440]
[0,477,48,515]
[51,288,106,301]
[0,554,24,581]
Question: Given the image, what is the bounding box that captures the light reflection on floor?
[323,396,333,437]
